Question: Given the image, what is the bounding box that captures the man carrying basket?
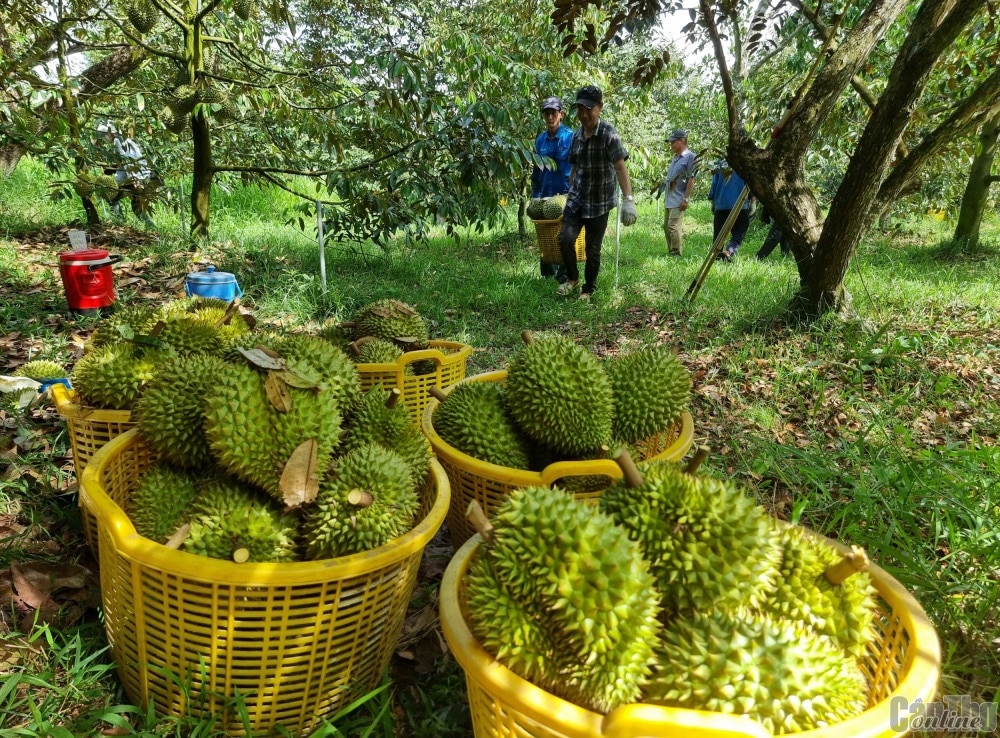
[531,96,573,283]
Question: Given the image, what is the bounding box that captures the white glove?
[621,199,637,226]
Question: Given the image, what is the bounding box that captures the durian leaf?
[237,346,285,370]
[277,367,320,389]
[280,438,319,507]
[264,371,292,412]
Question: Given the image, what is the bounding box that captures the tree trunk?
[191,111,212,240]
[953,112,1000,247]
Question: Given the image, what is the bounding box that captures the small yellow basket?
[441,533,941,738]
[356,340,473,423]
[421,370,694,549]
[534,217,586,264]
[80,429,450,736]
[51,382,136,552]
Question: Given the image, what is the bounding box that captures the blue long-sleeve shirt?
[531,124,573,198]
[707,168,750,211]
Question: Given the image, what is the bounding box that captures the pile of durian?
[527,194,567,220]
[323,298,462,374]
[433,332,691,480]
[71,297,434,562]
[465,456,878,734]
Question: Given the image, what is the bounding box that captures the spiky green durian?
[762,526,877,659]
[155,315,225,356]
[71,343,159,409]
[172,85,199,115]
[433,380,532,469]
[95,175,119,201]
[353,338,403,365]
[526,198,545,219]
[129,463,207,542]
[203,357,345,504]
[342,386,432,481]
[303,443,418,558]
[504,335,614,456]
[72,173,97,198]
[232,0,255,20]
[135,353,228,468]
[162,105,188,134]
[125,0,158,32]
[351,299,429,345]
[12,360,66,380]
[187,304,252,347]
[606,346,691,444]
[541,194,566,220]
[89,304,159,349]
[645,611,868,734]
[317,321,354,350]
[468,486,661,713]
[599,460,782,616]
[275,333,361,413]
[185,476,299,562]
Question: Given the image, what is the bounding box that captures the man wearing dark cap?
[555,84,637,302]
[661,129,697,255]
[531,95,574,281]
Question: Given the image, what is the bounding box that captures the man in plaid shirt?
[556,85,637,303]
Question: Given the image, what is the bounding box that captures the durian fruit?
[466,486,661,713]
[89,304,159,349]
[185,476,299,562]
[526,198,545,219]
[71,343,160,409]
[541,194,567,220]
[317,320,354,350]
[135,353,228,468]
[72,173,97,198]
[432,380,532,469]
[303,443,419,558]
[125,0,158,32]
[162,105,188,134]
[96,174,119,201]
[275,333,360,412]
[606,345,691,444]
[232,0,255,20]
[644,611,868,734]
[12,360,66,379]
[341,386,431,481]
[352,337,403,365]
[129,463,206,543]
[171,85,199,115]
[203,357,345,504]
[351,299,429,346]
[762,526,877,659]
[504,333,614,456]
[599,457,782,616]
[156,315,225,356]
[186,302,252,347]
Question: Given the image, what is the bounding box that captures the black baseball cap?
[541,96,563,112]
[575,85,603,109]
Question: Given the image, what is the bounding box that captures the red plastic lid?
[60,249,109,262]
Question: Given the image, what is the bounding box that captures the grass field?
[1,156,998,736]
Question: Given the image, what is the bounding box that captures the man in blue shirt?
[556,85,637,303]
[531,96,574,281]
[661,129,697,256]
[707,158,753,262]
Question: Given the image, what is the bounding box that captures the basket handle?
[537,458,624,486]
[601,704,771,738]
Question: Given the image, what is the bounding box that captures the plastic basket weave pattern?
[441,534,941,738]
[534,218,586,264]
[421,371,695,549]
[51,382,136,552]
[80,429,450,736]
[356,340,473,423]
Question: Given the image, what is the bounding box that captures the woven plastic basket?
[80,428,450,736]
[421,370,694,549]
[441,533,941,738]
[356,340,473,423]
[51,382,136,552]
[534,218,586,264]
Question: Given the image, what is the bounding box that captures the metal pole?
[686,184,749,302]
[316,200,327,292]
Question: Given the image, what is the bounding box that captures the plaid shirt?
[565,119,628,219]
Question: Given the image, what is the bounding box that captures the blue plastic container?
[185,266,242,301]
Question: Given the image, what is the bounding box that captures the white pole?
[614,190,622,291]
[316,200,327,292]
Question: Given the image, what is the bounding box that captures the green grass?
[1,157,998,734]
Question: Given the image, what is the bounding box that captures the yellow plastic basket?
[534,217,586,264]
[421,370,695,549]
[356,339,473,423]
[441,533,941,738]
[51,382,137,552]
[80,428,450,736]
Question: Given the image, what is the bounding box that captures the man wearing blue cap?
[531,96,574,281]
[661,129,696,255]
[555,85,637,303]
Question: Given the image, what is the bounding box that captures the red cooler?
[59,249,121,316]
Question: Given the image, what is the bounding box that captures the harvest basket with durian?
[440,448,938,736]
